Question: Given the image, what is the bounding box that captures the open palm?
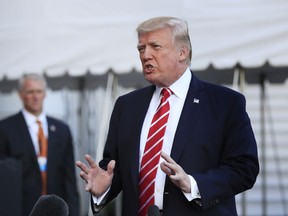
[76,154,115,197]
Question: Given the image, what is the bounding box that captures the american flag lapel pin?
[193,98,200,104]
[50,125,56,132]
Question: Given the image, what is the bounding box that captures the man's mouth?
[144,64,154,73]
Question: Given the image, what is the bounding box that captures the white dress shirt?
[22,109,48,155]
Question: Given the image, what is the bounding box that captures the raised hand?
[160,151,191,193]
[76,154,115,197]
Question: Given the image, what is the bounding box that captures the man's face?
[18,79,46,116]
[137,28,186,87]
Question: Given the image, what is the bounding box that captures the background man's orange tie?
[36,120,48,195]
[138,88,172,216]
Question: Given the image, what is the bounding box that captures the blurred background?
[0,0,288,215]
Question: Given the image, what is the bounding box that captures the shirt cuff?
[183,175,201,201]
[92,188,110,211]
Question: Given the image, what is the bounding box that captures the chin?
[144,74,154,83]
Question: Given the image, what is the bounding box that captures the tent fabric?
[0,0,288,80]
[0,62,287,93]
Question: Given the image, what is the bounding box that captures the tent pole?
[239,68,246,216]
[234,66,247,215]
[260,73,267,216]
[96,72,115,162]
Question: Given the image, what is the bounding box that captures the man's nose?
[142,48,152,60]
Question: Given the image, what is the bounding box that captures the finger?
[161,151,179,175]
[160,162,174,176]
[79,171,92,192]
[164,161,176,169]
[162,157,178,172]
[107,160,116,175]
[85,154,97,169]
[85,182,92,192]
[79,171,88,181]
[161,151,176,164]
[76,161,90,174]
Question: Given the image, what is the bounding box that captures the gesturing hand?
[160,151,191,193]
[75,154,115,197]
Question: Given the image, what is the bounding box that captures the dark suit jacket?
[0,112,79,216]
[97,73,259,216]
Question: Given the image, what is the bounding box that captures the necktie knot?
[36,120,42,127]
[161,88,172,100]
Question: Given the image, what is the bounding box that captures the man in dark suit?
[76,16,259,216]
[0,74,79,216]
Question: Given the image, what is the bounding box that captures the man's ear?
[179,46,189,62]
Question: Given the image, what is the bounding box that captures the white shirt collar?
[22,109,46,127]
[155,67,192,100]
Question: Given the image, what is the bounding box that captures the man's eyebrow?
[137,44,145,49]
[148,41,162,45]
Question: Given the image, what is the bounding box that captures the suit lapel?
[171,75,206,162]
[46,117,57,162]
[16,112,39,163]
[128,86,155,192]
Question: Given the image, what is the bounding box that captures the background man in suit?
[76,16,259,216]
[0,74,79,216]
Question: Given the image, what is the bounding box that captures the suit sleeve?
[98,97,123,205]
[192,93,259,209]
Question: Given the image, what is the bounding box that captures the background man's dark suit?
[0,112,79,216]
[98,73,259,216]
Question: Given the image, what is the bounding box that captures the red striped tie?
[138,88,172,216]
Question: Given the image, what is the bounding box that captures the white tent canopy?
[0,0,288,80]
